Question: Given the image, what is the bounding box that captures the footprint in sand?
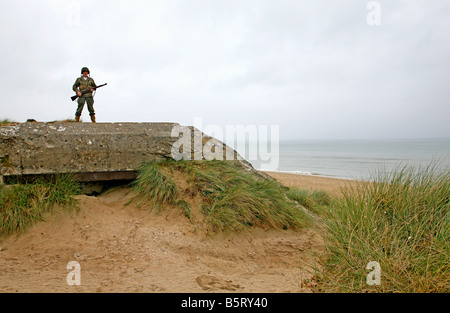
[196,275,242,291]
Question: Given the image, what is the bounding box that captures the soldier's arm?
[72,78,80,93]
[90,78,97,91]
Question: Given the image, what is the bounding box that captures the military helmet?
[81,67,90,74]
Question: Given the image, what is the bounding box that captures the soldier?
[72,67,97,123]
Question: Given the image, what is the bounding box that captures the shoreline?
[262,170,361,181]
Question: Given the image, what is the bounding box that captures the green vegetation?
[0,175,81,237]
[0,119,16,125]
[287,188,332,214]
[130,160,312,233]
[131,162,178,211]
[314,164,449,293]
[310,189,332,206]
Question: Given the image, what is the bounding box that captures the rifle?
[71,83,107,101]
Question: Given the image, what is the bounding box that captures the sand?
[0,172,353,293]
[263,172,360,197]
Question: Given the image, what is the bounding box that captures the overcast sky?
[1,0,449,140]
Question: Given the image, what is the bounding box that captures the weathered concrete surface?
[0,122,262,183]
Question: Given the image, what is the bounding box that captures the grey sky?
[1,0,449,140]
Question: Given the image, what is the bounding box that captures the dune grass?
[287,188,332,211]
[314,164,449,293]
[0,175,81,237]
[131,162,179,211]
[131,160,312,233]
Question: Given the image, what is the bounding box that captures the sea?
[237,138,450,181]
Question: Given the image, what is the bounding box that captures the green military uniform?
[73,76,96,118]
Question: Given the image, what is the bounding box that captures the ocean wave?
[281,170,313,176]
[258,168,313,176]
[258,168,358,180]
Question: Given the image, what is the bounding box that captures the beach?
[263,171,359,197]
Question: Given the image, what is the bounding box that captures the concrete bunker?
[0,122,262,193]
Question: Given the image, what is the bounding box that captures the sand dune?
[0,173,350,293]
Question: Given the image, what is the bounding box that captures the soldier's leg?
[86,97,95,115]
[76,97,86,118]
[86,97,96,122]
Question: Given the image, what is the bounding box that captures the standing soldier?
[73,67,97,123]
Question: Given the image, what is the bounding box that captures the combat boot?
[75,115,80,122]
[90,114,96,123]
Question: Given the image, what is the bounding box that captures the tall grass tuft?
[181,161,309,232]
[287,188,315,209]
[315,163,449,293]
[0,175,81,237]
[287,188,333,217]
[131,162,179,210]
[132,160,311,233]
[311,189,332,206]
